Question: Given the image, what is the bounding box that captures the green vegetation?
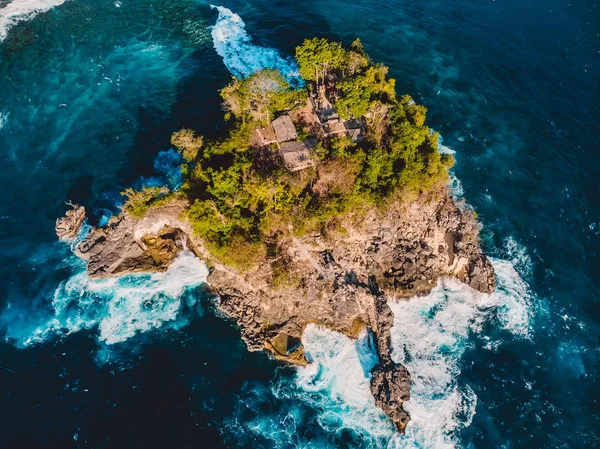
[121,186,171,218]
[220,69,304,124]
[121,38,453,271]
[171,128,204,162]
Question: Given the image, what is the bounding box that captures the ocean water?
[0,1,598,448]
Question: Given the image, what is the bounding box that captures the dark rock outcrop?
[72,201,200,278]
[371,362,411,432]
[56,187,495,433]
[55,203,86,240]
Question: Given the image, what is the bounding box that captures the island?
[56,38,496,432]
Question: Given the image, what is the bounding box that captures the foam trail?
[388,258,532,448]
[8,251,209,347]
[236,326,396,447]
[210,5,302,85]
[0,0,66,42]
[0,111,9,129]
[295,326,393,438]
[438,139,465,198]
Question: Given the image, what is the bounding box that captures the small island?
[57,38,496,432]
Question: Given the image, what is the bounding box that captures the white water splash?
[242,259,532,449]
[0,111,9,129]
[388,258,532,448]
[11,251,209,347]
[296,326,394,439]
[210,5,301,84]
[438,141,465,198]
[501,235,533,278]
[0,0,67,42]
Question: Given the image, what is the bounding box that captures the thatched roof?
[280,140,315,171]
[255,124,277,145]
[325,118,346,136]
[272,115,297,142]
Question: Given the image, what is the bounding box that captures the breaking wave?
[4,251,209,348]
[210,5,302,85]
[438,140,465,198]
[229,256,533,448]
[294,326,393,438]
[227,327,398,448]
[388,257,532,448]
[0,0,66,42]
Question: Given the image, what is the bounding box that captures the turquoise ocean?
[0,1,598,448]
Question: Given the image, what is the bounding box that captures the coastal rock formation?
[74,201,200,277]
[57,188,495,433]
[55,203,86,240]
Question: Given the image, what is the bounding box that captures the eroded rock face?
[57,188,495,433]
[73,201,200,277]
[55,203,86,240]
[371,362,411,432]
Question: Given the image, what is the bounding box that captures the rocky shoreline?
[57,187,495,433]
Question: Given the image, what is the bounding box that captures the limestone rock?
[59,187,496,433]
[370,362,411,432]
[55,203,86,240]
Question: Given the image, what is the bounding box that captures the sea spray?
[295,326,392,438]
[210,5,302,86]
[228,256,533,449]
[0,0,66,42]
[6,251,209,347]
[227,327,397,448]
[388,258,532,448]
[0,111,9,129]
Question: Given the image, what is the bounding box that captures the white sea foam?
[295,325,394,439]
[501,235,533,278]
[0,0,66,42]
[210,5,301,84]
[247,258,533,448]
[438,141,465,198]
[0,111,9,129]
[18,251,208,347]
[387,258,532,448]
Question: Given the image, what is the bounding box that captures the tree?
[121,186,169,217]
[171,129,204,162]
[295,38,347,84]
[220,69,302,124]
[336,65,396,119]
[346,39,369,75]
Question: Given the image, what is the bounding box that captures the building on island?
[255,114,298,147]
[272,115,297,143]
[309,89,364,142]
[280,140,316,172]
[254,114,316,172]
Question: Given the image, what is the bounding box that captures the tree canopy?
[220,69,303,124]
[121,38,453,270]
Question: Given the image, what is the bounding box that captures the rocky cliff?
[57,187,495,433]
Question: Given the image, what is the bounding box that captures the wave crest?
[210,5,302,85]
[388,258,532,448]
[0,0,66,42]
[6,251,209,347]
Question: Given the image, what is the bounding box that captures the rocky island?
[57,38,495,433]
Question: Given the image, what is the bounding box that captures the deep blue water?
[0,1,599,448]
